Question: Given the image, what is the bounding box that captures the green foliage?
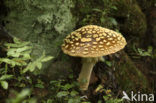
[0,80,8,89]
[0,38,31,67]
[47,77,123,103]
[95,85,123,103]
[6,88,37,103]
[0,74,13,89]
[22,52,53,73]
[0,40,91,103]
[133,45,155,58]
[47,75,90,103]
[0,37,53,74]
[102,58,112,67]
[103,95,123,103]
[113,0,147,36]
[92,8,118,26]
[137,0,156,10]
[0,37,53,90]
[0,37,125,103]
[137,47,152,57]
[94,0,118,28]
[78,0,118,29]
[34,79,45,89]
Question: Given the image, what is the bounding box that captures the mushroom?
[61,25,127,90]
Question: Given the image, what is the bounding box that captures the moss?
[72,0,147,38]
[3,0,76,55]
[72,0,119,29]
[115,51,151,92]
[153,26,156,46]
[2,0,76,78]
[136,0,156,10]
[112,0,147,37]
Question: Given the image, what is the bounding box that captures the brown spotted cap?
[61,25,127,57]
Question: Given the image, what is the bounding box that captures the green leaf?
[92,8,102,12]
[103,95,109,101]
[0,58,19,67]
[35,83,44,88]
[70,90,79,97]
[0,81,8,89]
[47,99,53,103]
[18,88,31,98]
[7,49,20,57]
[23,53,31,59]
[137,47,152,57]
[100,17,105,23]
[68,99,74,103]
[62,83,74,90]
[22,62,34,73]
[95,85,103,93]
[22,51,53,73]
[98,100,102,103]
[16,46,32,53]
[7,89,31,103]
[13,37,21,44]
[12,58,27,66]
[4,42,30,48]
[109,17,117,26]
[7,46,32,58]
[27,63,35,72]
[105,61,112,67]
[148,46,153,53]
[57,91,69,98]
[111,6,117,10]
[41,56,54,62]
[0,75,13,81]
[36,62,42,70]
[68,97,81,103]
[18,83,26,88]
[68,74,73,79]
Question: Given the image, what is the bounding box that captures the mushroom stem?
[78,57,99,90]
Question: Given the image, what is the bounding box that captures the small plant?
[91,0,118,27]
[101,58,112,67]
[79,0,118,28]
[92,8,117,26]
[1,37,53,73]
[95,85,123,103]
[133,45,154,58]
[0,37,53,90]
[0,74,13,89]
[48,75,91,103]
[6,88,37,103]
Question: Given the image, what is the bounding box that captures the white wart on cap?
[62,25,127,57]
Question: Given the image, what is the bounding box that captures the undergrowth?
[0,38,123,103]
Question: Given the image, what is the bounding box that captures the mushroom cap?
[61,25,127,57]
